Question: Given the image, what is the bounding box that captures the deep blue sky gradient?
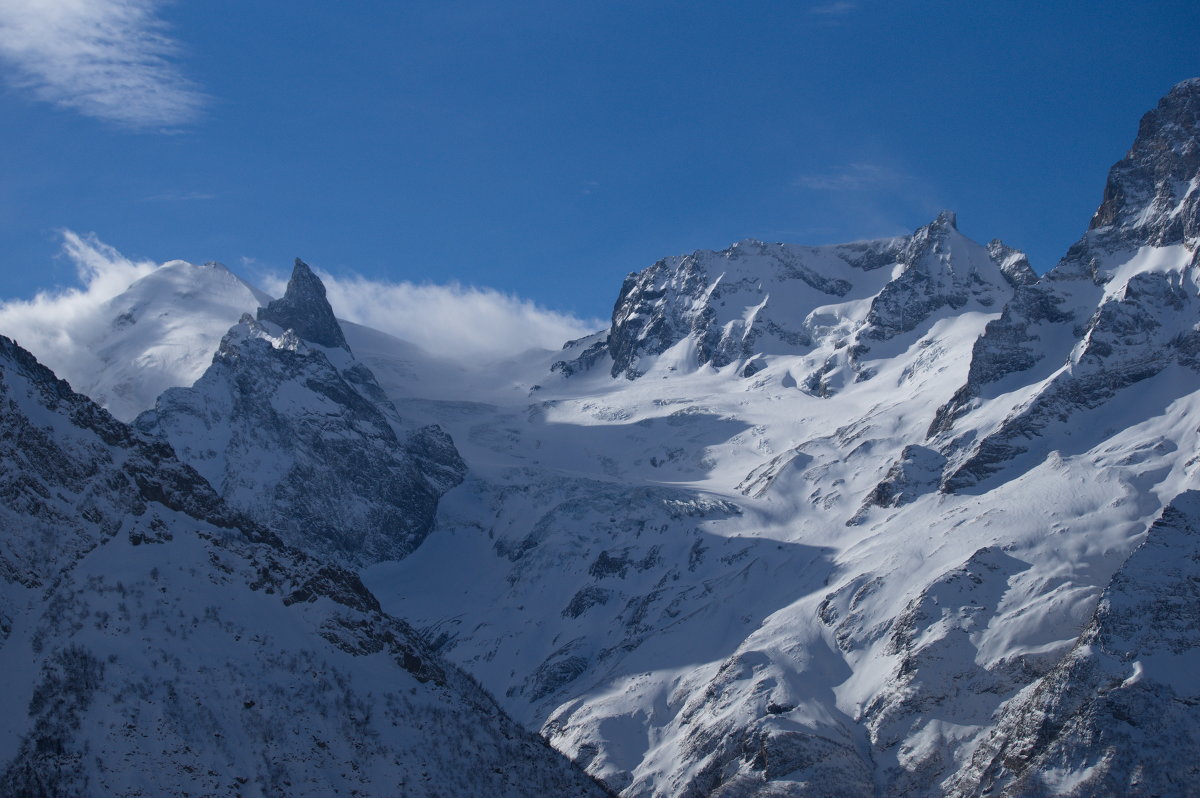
[1,0,1197,319]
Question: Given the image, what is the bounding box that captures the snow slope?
[0,334,609,797]
[17,260,272,423]
[135,260,467,567]
[2,79,1199,798]
[358,80,1200,796]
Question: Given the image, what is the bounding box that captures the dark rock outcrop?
[560,217,1024,382]
[140,266,466,567]
[257,258,350,351]
[933,79,1200,491]
[947,492,1200,796]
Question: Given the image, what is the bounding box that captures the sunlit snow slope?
[37,260,271,423]
[3,79,1199,798]
[360,80,1200,797]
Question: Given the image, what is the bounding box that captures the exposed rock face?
[987,239,1039,288]
[946,491,1200,797]
[851,444,947,522]
[1091,77,1200,240]
[257,258,350,350]
[560,213,1026,383]
[368,81,1200,798]
[0,335,609,798]
[7,81,1200,798]
[0,335,243,591]
[861,212,1008,341]
[137,263,465,567]
[932,79,1200,492]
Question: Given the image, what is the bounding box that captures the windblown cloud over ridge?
[0,232,604,415]
[0,0,206,128]
[0,231,157,391]
[261,270,605,364]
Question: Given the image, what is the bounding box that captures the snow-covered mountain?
[929,79,1200,494]
[135,260,466,567]
[46,259,272,423]
[558,209,1033,387]
[2,78,1199,797]
[0,335,609,797]
[361,78,1200,797]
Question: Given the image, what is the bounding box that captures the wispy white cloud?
[809,2,857,15]
[0,0,206,129]
[794,162,904,191]
[261,269,605,363]
[0,232,604,411]
[0,230,157,382]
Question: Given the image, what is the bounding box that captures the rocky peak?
[137,309,466,568]
[0,336,610,798]
[554,213,1024,381]
[986,239,1038,287]
[928,81,1200,490]
[905,210,960,253]
[257,258,350,351]
[860,212,1019,343]
[1089,78,1200,242]
[934,209,957,230]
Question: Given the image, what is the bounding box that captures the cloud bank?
[0,0,205,128]
[261,270,605,363]
[0,230,157,382]
[0,232,604,399]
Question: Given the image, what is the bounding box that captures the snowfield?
[3,79,1200,796]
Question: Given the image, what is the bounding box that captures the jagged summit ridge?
[927,78,1200,493]
[4,80,1200,798]
[365,81,1200,798]
[257,258,350,351]
[932,208,957,229]
[1091,77,1200,241]
[986,239,1038,287]
[859,211,1022,341]
[139,266,465,567]
[558,212,1026,384]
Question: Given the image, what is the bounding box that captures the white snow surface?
[7,80,1200,796]
[350,224,1200,795]
[4,213,1195,796]
[0,334,607,797]
[4,259,272,422]
[5,225,1200,794]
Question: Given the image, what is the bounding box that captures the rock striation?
[946,491,1200,796]
[5,80,1200,798]
[257,258,351,351]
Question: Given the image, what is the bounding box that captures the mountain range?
[2,78,1199,796]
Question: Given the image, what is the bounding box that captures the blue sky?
[0,0,1197,325]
